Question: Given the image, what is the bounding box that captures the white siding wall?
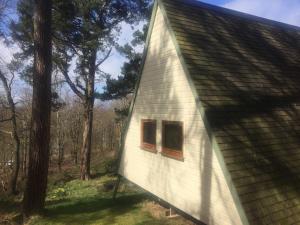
[119,6,243,225]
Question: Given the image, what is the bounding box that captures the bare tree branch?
[56,62,85,100]
[0,70,11,102]
[52,33,80,55]
[0,68,21,197]
[95,48,112,69]
[0,56,15,91]
[75,77,86,93]
[8,71,14,90]
[0,129,12,136]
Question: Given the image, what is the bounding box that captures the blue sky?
[203,0,231,4]
[0,0,300,97]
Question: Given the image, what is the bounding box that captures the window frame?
[161,120,184,161]
[140,119,157,153]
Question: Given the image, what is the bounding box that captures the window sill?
[161,149,184,161]
[140,145,157,154]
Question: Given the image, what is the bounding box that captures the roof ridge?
[162,0,300,32]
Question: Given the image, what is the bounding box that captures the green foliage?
[100,23,150,121]
[48,187,68,200]
[10,0,34,71]
[100,55,141,100]
[101,24,149,102]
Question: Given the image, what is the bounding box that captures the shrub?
[48,187,68,200]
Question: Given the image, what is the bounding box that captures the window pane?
[143,121,156,145]
[163,122,183,151]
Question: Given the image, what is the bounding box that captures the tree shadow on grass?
[43,193,148,225]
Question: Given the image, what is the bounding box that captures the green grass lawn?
[0,160,195,225]
[9,175,191,225]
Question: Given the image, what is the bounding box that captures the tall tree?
[54,0,151,180]
[11,0,152,180]
[22,0,52,217]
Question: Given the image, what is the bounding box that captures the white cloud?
[0,39,27,100]
[0,39,18,63]
[100,49,125,78]
[117,22,135,46]
[223,0,300,26]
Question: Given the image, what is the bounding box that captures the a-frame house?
[119,0,300,224]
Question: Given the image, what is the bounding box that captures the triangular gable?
[119,1,248,224]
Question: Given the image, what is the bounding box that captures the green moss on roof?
[159,0,300,224]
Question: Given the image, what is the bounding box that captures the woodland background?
[0,0,151,196]
[0,1,184,224]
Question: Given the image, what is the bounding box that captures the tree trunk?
[21,119,28,178]
[56,111,64,172]
[57,143,64,172]
[23,0,52,217]
[22,130,28,178]
[70,111,81,165]
[73,146,78,165]
[80,51,96,181]
[9,112,21,195]
[71,142,78,165]
[80,101,93,180]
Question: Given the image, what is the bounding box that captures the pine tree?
[22,0,52,217]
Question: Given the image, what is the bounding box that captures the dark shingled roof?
[159,0,300,224]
